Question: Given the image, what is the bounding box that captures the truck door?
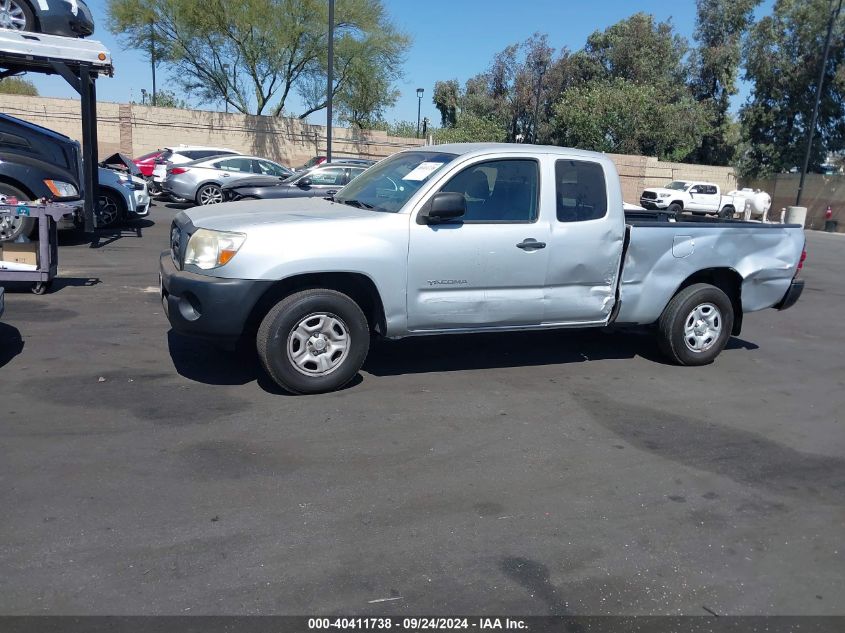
[407,158,550,331]
[542,158,625,324]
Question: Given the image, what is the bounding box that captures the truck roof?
[418,142,608,161]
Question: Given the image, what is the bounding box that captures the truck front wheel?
[256,288,370,394]
[658,283,734,366]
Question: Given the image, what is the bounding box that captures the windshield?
[334,151,457,212]
[665,181,690,191]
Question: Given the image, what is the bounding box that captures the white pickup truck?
[640,181,746,219]
[161,144,805,394]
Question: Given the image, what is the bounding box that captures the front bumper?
[775,279,804,311]
[640,199,668,210]
[159,252,272,344]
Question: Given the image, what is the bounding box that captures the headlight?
[184,228,246,270]
[658,193,671,198]
[43,180,78,197]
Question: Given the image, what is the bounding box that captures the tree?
[107,0,409,118]
[432,113,506,143]
[0,77,38,96]
[139,88,189,108]
[739,0,845,177]
[582,12,688,86]
[551,78,709,161]
[433,79,459,127]
[688,0,760,165]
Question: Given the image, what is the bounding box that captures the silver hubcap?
[0,212,23,240]
[0,0,27,30]
[287,312,350,376]
[97,195,119,225]
[683,302,722,352]
[199,186,223,205]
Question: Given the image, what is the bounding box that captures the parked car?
[133,149,164,178]
[640,180,747,219]
[96,153,150,226]
[162,155,292,206]
[223,161,370,202]
[151,146,241,191]
[294,156,374,172]
[162,143,806,395]
[0,113,82,240]
[0,0,94,37]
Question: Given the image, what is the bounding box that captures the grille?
[641,191,657,200]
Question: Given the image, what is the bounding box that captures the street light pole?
[149,19,157,106]
[796,0,842,205]
[416,87,424,138]
[326,0,334,162]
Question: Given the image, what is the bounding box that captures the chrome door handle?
[326,189,338,195]
[516,238,546,250]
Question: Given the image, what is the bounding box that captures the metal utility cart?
[0,202,73,294]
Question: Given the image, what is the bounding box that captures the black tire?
[667,202,683,220]
[257,289,370,394]
[96,189,126,227]
[719,205,735,220]
[658,283,734,366]
[196,184,223,206]
[0,182,36,241]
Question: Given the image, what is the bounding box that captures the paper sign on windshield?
[402,162,444,181]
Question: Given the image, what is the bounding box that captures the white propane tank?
[728,188,772,221]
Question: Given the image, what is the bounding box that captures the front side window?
[257,160,288,176]
[665,181,690,191]
[439,159,539,223]
[307,167,346,185]
[555,159,607,222]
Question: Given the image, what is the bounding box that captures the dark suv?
[0,114,83,240]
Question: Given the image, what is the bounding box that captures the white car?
[640,180,747,219]
[96,167,149,227]
[151,146,241,189]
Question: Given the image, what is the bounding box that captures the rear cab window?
[555,159,608,222]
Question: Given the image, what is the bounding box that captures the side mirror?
[419,192,466,224]
[297,177,312,187]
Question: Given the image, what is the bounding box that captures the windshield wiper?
[339,199,374,209]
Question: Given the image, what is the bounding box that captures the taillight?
[170,167,189,175]
[796,247,807,275]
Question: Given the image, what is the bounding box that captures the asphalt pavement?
[0,202,843,615]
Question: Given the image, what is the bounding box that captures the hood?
[101,152,143,177]
[643,187,682,196]
[183,196,380,231]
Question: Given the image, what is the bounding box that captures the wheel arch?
[98,185,129,213]
[674,267,743,335]
[0,176,36,200]
[243,272,387,340]
[671,200,685,209]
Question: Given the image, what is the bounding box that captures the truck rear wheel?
[256,288,370,394]
[658,283,734,366]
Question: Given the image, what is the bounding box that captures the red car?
[133,150,164,178]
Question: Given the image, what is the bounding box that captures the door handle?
[326,189,338,195]
[516,238,546,250]
[222,173,230,177]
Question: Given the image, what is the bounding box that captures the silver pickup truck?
[160,144,805,394]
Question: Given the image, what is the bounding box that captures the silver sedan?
[163,155,292,205]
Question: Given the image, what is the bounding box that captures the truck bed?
[616,209,805,325]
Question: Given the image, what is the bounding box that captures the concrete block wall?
[746,173,845,231]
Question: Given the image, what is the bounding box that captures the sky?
[27,0,776,126]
